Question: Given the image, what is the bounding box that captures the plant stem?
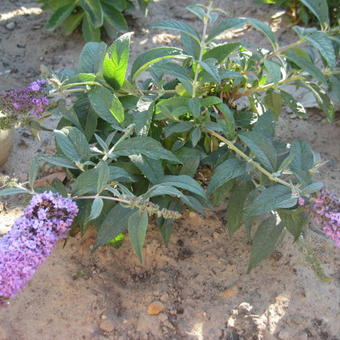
[102,124,135,161]
[61,81,102,90]
[233,74,304,99]
[74,195,130,204]
[269,39,306,58]
[205,129,294,190]
[192,1,213,98]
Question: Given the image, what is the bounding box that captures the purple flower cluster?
[0,80,49,128]
[0,192,78,305]
[304,191,340,247]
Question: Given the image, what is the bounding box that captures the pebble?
[5,22,15,30]
[147,301,165,315]
[99,320,114,333]
[219,286,238,298]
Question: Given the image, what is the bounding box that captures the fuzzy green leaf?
[279,207,307,240]
[45,3,76,31]
[239,131,278,172]
[207,158,247,195]
[88,86,124,124]
[103,33,131,90]
[246,185,297,216]
[95,204,135,247]
[247,216,284,272]
[112,137,180,163]
[79,0,103,28]
[226,180,254,234]
[128,211,148,262]
[297,0,329,26]
[79,42,107,73]
[150,19,200,42]
[131,47,188,81]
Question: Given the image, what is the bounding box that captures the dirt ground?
[0,0,339,339]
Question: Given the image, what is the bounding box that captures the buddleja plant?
[2,1,339,271]
[38,0,152,41]
[255,0,339,27]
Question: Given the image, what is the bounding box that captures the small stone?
[163,320,175,330]
[99,320,114,333]
[160,293,168,302]
[158,313,168,322]
[147,301,165,315]
[5,22,15,30]
[220,286,238,298]
[101,314,107,320]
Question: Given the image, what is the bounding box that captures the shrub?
[255,0,339,27]
[1,1,339,272]
[37,0,152,41]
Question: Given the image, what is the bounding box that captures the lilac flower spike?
[0,80,49,129]
[0,192,78,305]
[303,190,340,248]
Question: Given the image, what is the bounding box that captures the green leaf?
[280,90,306,118]
[289,140,314,171]
[199,60,221,83]
[247,216,284,272]
[0,187,29,196]
[186,4,206,20]
[264,60,281,83]
[63,12,84,35]
[54,127,90,163]
[157,175,206,199]
[207,158,247,195]
[29,157,40,189]
[245,18,278,49]
[239,131,278,172]
[129,155,164,184]
[39,155,77,169]
[88,86,124,124]
[112,137,180,163]
[297,0,329,26]
[103,33,132,90]
[283,49,326,83]
[301,181,323,195]
[191,128,201,147]
[128,211,148,262]
[208,18,277,48]
[102,3,128,31]
[74,168,99,195]
[96,161,110,193]
[164,122,193,138]
[131,47,187,81]
[293,27,335,68]
[207,18,246,41]
[150,19,200,42]
[226,180,254,235]
[175,147,202,177]
[87,197,104,222]
[246,185,297,216]
[79,0,103,28]
[79,42,107,73]
[203,42,241,63]
[279,207,307,240]
[181,33,200,59]
[45,3,76,31]
[95,204,135,247]
[301,82,335,121]
[82,14,101,42]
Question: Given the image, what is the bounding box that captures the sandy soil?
[0,0,339,339]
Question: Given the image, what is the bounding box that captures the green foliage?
[37,0,152,41]
[5,2,339,271]
[255,0,339,27]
